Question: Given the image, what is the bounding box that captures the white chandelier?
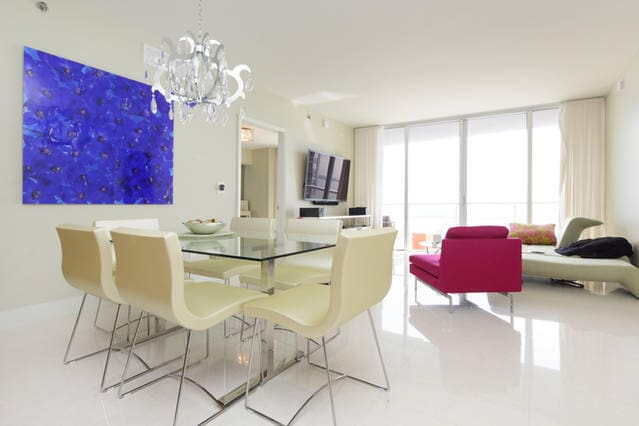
[148,0,253,124]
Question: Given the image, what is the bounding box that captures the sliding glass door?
[407,123,459,249]
[381,128,406,250]
[383,107,560,251]
[532,109,560,224]
[466,113,527,225]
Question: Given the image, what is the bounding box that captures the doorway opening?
[239,122,279,220]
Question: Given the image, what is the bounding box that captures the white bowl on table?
[183,221,226,235]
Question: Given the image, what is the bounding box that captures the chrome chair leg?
[257,320,264,381]
[367,309,390,390]
[247,321,349,426]
[244,319,261,408]
[100,304,122,392]
[64,293,88,364]
[127,306,132,343]
[223,278,231,338]
[93,297,102,328]
[173,329,192,426]
[205,328,210,359]
[118,311,145,398]
[321,336,338,426]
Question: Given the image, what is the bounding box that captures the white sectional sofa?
[521,217,639,298]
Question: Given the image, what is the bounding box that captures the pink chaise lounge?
[409,226,522,312]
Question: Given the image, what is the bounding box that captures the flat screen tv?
[303,150,351,203]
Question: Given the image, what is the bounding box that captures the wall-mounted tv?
[303,150,351,203]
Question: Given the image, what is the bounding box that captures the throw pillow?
[509,223,557,245]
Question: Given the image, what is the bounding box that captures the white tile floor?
[2,253,639,426]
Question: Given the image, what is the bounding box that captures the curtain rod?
[361,95,605,130]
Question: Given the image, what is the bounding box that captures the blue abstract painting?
[22,46,174,204]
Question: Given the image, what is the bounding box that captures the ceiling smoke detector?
[36,1,48,12]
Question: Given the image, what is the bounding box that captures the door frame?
[236,115,287,233]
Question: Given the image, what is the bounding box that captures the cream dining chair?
[243,228,398,426]
[56,224,129,391]
[93,218,160,334]
[183,217,275,283]
[111,227,267,426]
[184,217,275,337]
[239,218,342,290]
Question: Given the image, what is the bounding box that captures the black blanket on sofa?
[555,237,634,259]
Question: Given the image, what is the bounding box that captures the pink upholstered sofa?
[409,226,522,312]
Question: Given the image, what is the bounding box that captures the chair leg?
[173,329,193,426]
[257,320,264,381]
[100,304,122,392]
[205,328,210,359]
[244,318,261,408]
[223,278,231,338]
[127,306,132,343]
[93,297,102,328]
[64,293,88,364]
[321,336,338,426]
[367,309,390,390]
[118,311,145,399]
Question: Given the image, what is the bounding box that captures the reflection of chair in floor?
[409,304,521,393]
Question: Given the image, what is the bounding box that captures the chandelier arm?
[152,1,251,123]
[225,65,251,103]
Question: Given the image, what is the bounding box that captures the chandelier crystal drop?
[148,0,253,124]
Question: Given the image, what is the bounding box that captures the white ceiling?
[94,0,639,127]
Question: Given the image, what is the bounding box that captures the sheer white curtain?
[354,126,383,228]
[559,98,605,237]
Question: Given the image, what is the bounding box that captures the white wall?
[243,148,276,218]
[0,2,353,310]
[606,56,639,262]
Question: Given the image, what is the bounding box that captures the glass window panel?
[467,114,527,225]
[382,128,406,249]
[532,109,560,224]
[407,122,460,250]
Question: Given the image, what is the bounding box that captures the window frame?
[382,104,560,250]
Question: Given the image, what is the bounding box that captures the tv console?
[306,214,372,229]
[311,200,339,206]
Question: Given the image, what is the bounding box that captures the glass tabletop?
[179,234,334,261]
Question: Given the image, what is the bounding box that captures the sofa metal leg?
[551,278,584,288]
[414,276,454,312]
[498,292,515,314]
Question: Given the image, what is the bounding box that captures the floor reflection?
[409,303,521,392]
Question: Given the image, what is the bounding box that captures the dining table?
[178,232,336,404]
